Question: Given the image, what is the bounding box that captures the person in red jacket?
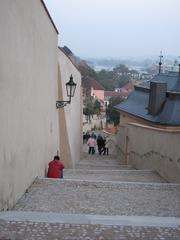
[47,155,64,178]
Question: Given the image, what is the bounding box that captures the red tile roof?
[91,79,105,90]
[122,82,135,91]
[105,91,129,98]
[82,77,105,91]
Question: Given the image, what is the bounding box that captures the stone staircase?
[0,151,180,239]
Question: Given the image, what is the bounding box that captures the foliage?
[78,60,97,79]
[83,97,101,116]
[113,64,129,74]
[96,70,115,90]
[78,60,135,91]
[94,100,101,114]
[106,97,124,126]
[96,64,132,90]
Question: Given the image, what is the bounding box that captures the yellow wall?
[116,123,180,183]
[57,49,82,168]
[120,112,180,130]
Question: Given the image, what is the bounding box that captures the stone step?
[14,178,180,217]
[63,169,166,183]
[77,159,122,165]
[75,163,133,170]
[0,212,180,239]
[81,154,121,162]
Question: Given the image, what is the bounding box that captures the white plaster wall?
[0,0,59,210]
[58,49,82,168]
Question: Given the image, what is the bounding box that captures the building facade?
[57,48,82,168]
[0,0,82,210]
[114,70,180,182]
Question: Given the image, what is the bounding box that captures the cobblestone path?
[0,150,180,239]
[0,220,179,240]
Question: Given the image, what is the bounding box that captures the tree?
[106,97,124,126]
[94,100,101,115]
[113,64,129,75]
[96,64,131,91]
[83,96,95,116]
[83,97,101,116]
[117,75,131,88]
[78,60,97,79]
[96,69,115,90]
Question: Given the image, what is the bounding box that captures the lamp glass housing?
[66,75,77,98]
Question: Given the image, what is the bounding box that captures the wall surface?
[92,89,104,102]
[0,0,59,210]
[57,49,82,168]
[117,123,180,183]
[120,112,148,126]
[120,112,180,130]
[83,114,106,132]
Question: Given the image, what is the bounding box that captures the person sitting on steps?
[47,155,64,178]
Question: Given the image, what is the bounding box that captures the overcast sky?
[44,0,180,58]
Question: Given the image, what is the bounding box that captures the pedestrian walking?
[91,132,97,140]
[83,132,86,144]
[85,131,90,143]
[87,135,97,155]
[103,136,110,155]
[97,134,104,155]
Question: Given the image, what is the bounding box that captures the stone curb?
[38,177,180,187]
[0,211,180,228]
[64,169,157,173]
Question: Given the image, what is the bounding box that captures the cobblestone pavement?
[14,178,180,217]
[2,148,180,239]
[0,220,179,240]
[64,169,166,183]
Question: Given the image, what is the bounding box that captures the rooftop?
[105,91,129,98]
[114,72,180,126]
[121,82,135,91]
[82,76,105,91]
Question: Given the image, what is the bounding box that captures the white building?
[0,0,82,210]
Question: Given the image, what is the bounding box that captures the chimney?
[148,81,167,115]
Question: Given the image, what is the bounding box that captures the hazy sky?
[44,0,180,58]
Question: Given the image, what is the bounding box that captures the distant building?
[104,91,129,106]
[115,82,138,93]
[114,64,180,183]
[161,59,179,74]
[82,76,105,101]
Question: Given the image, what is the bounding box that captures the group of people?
[47,132,111,180]
[86,132,110,155]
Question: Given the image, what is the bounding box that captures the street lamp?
[56,75,77,108]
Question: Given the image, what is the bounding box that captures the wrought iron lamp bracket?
[56,100,70,108]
